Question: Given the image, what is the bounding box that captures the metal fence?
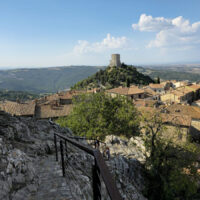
[54,133,123,200]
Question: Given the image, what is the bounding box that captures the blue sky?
[0,0,200,68]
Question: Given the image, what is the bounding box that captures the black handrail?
[68,135,106,146]
[54,133,123,200]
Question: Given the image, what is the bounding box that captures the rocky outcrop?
[0,111,72,200]
[104,135,146,162]
[103,135,147,200]
[0,111,147,200]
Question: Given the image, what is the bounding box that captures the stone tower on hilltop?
[109,54,121,67]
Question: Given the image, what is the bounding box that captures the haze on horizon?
[0,0,200,68]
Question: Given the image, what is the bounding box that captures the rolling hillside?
[137,64,200,82]
[1,64,200,94]
[0,66,103,93]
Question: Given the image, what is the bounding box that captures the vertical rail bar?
[60,140,65,177]
[54,134,58,161]
[64,140,67,159]
[92,159,101,200]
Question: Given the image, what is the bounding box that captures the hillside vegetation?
[137,66,200,82]
[72,64,154,90]
[0,66,102,93]
[0,90,40,101]
[57,92,140,139]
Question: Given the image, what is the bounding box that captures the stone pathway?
[28,155,73,200]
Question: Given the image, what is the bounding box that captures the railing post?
[92,159,101,200]
[60,140,65,177]
[54,134,58,161]
[65,140,67,159]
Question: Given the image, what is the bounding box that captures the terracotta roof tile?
[143,87,157,96]
[106,86,144,95]
[0,100,35,116]
[134,99,157,107]
[37,104,73,119]
[166,105,200,119]
[187,84,200,90]
[149,84,165,89]
[161,113,191,127]
[128,86,145,95]
[138,106,191,127]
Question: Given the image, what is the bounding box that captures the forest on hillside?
[72,64,154,90]
[0,90,40,101]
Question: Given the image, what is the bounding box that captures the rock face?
[0,111,147,200]
[104,135,146,162]
[103,135,147,200]
[0,111,72,200]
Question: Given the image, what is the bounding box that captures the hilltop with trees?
[71,63,154,90]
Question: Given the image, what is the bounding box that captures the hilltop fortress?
[109,54,121,67]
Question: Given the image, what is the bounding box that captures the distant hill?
[137,65,200,82]
[0,90,40,101]
[0,66,103,93]
[72,64,154,90]
[1,64,200,95]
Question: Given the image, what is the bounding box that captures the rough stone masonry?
[109,54,121,67]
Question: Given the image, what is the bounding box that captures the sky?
[0,0,200,68]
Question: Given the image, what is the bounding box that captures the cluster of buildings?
[1,53,200,143]
[0,88,100,119]
[104,80,200,143]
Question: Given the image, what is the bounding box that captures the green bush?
[56,92,140,139]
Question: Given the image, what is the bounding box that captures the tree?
[141,112,200,200]
[156,76,160,84]
[56,92,140,140]
[126,78,130,87]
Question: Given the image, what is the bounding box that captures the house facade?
[149,84,165,94]
[106,86,145,100]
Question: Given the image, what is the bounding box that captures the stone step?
[29,155,73,200]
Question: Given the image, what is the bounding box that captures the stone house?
[106,86,145,100]
[149,84,166,94]
[164,104,200,141]
[186,84,200,101]
[0,89,93,120]
[143,87,160,100]
[138,106,191,144]
[172,81,189,89]
[160,113,191,143]
[134,99,158,108]
[160,81,174,90]
[35,103,73,119]
[160,86,194,104]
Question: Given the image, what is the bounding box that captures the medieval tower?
[109,54,121,67]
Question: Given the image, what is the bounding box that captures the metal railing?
[54,133,123,200]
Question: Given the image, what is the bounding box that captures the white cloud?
[132,14,173,32]
[132,14,200,48]
[73,33,129,54]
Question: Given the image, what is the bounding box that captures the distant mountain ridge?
[1,64,200,94]
[0,66,104,93]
